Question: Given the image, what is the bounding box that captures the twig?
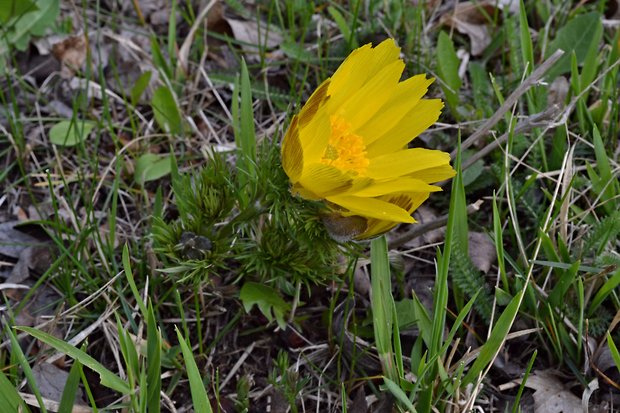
[460,104,563,172]
[389,200,483,250]
[451,49,565,159]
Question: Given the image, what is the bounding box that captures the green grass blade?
[462,289,524,385]
[7,328,47,413]
[511,350,537,413]
[57,358,82,413]
[122,243,148,320]
[436,31,461,117]
[370,235,396,381]
[588,268,620,315]
[606,333,620,375]
[147,301,162,413]
[383,377,417,413]
[176,327,214,413]
[15,326,130,394]
[0,368,28,412]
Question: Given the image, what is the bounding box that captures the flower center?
[320,116,369,175]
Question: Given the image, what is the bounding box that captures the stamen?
[320,116,369,175]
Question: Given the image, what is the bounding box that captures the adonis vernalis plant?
[281,39,455,240]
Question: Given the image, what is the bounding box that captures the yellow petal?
[326,195,415,223]
[366,148,452,179]
[357,192,430,239]
[298,105,332,164]
[297,164,353,198]
[281,115,303,182]
[328,39,401,110]
[298,79,331,128]
[350,178,441,197]
[407,164,456,183]
[334,59,404,129]
[366,99,443,157]
[356,75,434,144]
[356,221,399,240]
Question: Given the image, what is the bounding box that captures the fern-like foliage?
[581,210,620,258]
[449,242,494,322]
[151,141,345,289]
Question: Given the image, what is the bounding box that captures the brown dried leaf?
[353,266,370,297]
[520,370,581,413]
[0,221,40,259]
[440,2,496,56]
[31,363,85,406]
[404,206,444,248]
[349,386,368,413]
[468,231,496,273]
[225,18,283,52]
[548,76,570,107]
[52,35,88,78]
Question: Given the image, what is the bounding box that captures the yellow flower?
[281,39,455,240]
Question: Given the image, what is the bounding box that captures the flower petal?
[349,177,441,197]
[296,164,354,198]
[407,164,456,183]
[335,60,404,129]
[298,79,331,128]
[328,39,401,111]
[297,106,332,164]
[366,148,452,179]
[281,115,303,182]
[357,192,430,239]
[356,75,434,144]
[326,195,415,223]
[366,99,443,157]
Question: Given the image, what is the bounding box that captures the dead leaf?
[440,2,497,56]
[349,386,368,413]
[404,206,445,248]
[548,76,570,107]
[31,363,85,406]
[225,18,283,52]
[520,370,581,413]
[52,34,88,78]
[353,266,370,297]
[20,391,91,413]
[592,339,620,388]
[0,221,40,259]
[468,231,496,273]
[7,245,53,284]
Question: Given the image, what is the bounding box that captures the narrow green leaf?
[176,328,214,413]
[327,6,352,46]
[519,0,534,75]
[383,377,417,413]
[436,31,461,116]
[16,326,130,394]
[122,244,149,320]
[370,235,397,380]
[0,370,27,412]
[588,268,620,315]
[7,328,48,413]
[146,301,162,413]
[606,333,620,375]
[130,71,153,106]
[151,86,183,135]
[547,261,580,308]
[57,358,82,413]
[463,290,524,385]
